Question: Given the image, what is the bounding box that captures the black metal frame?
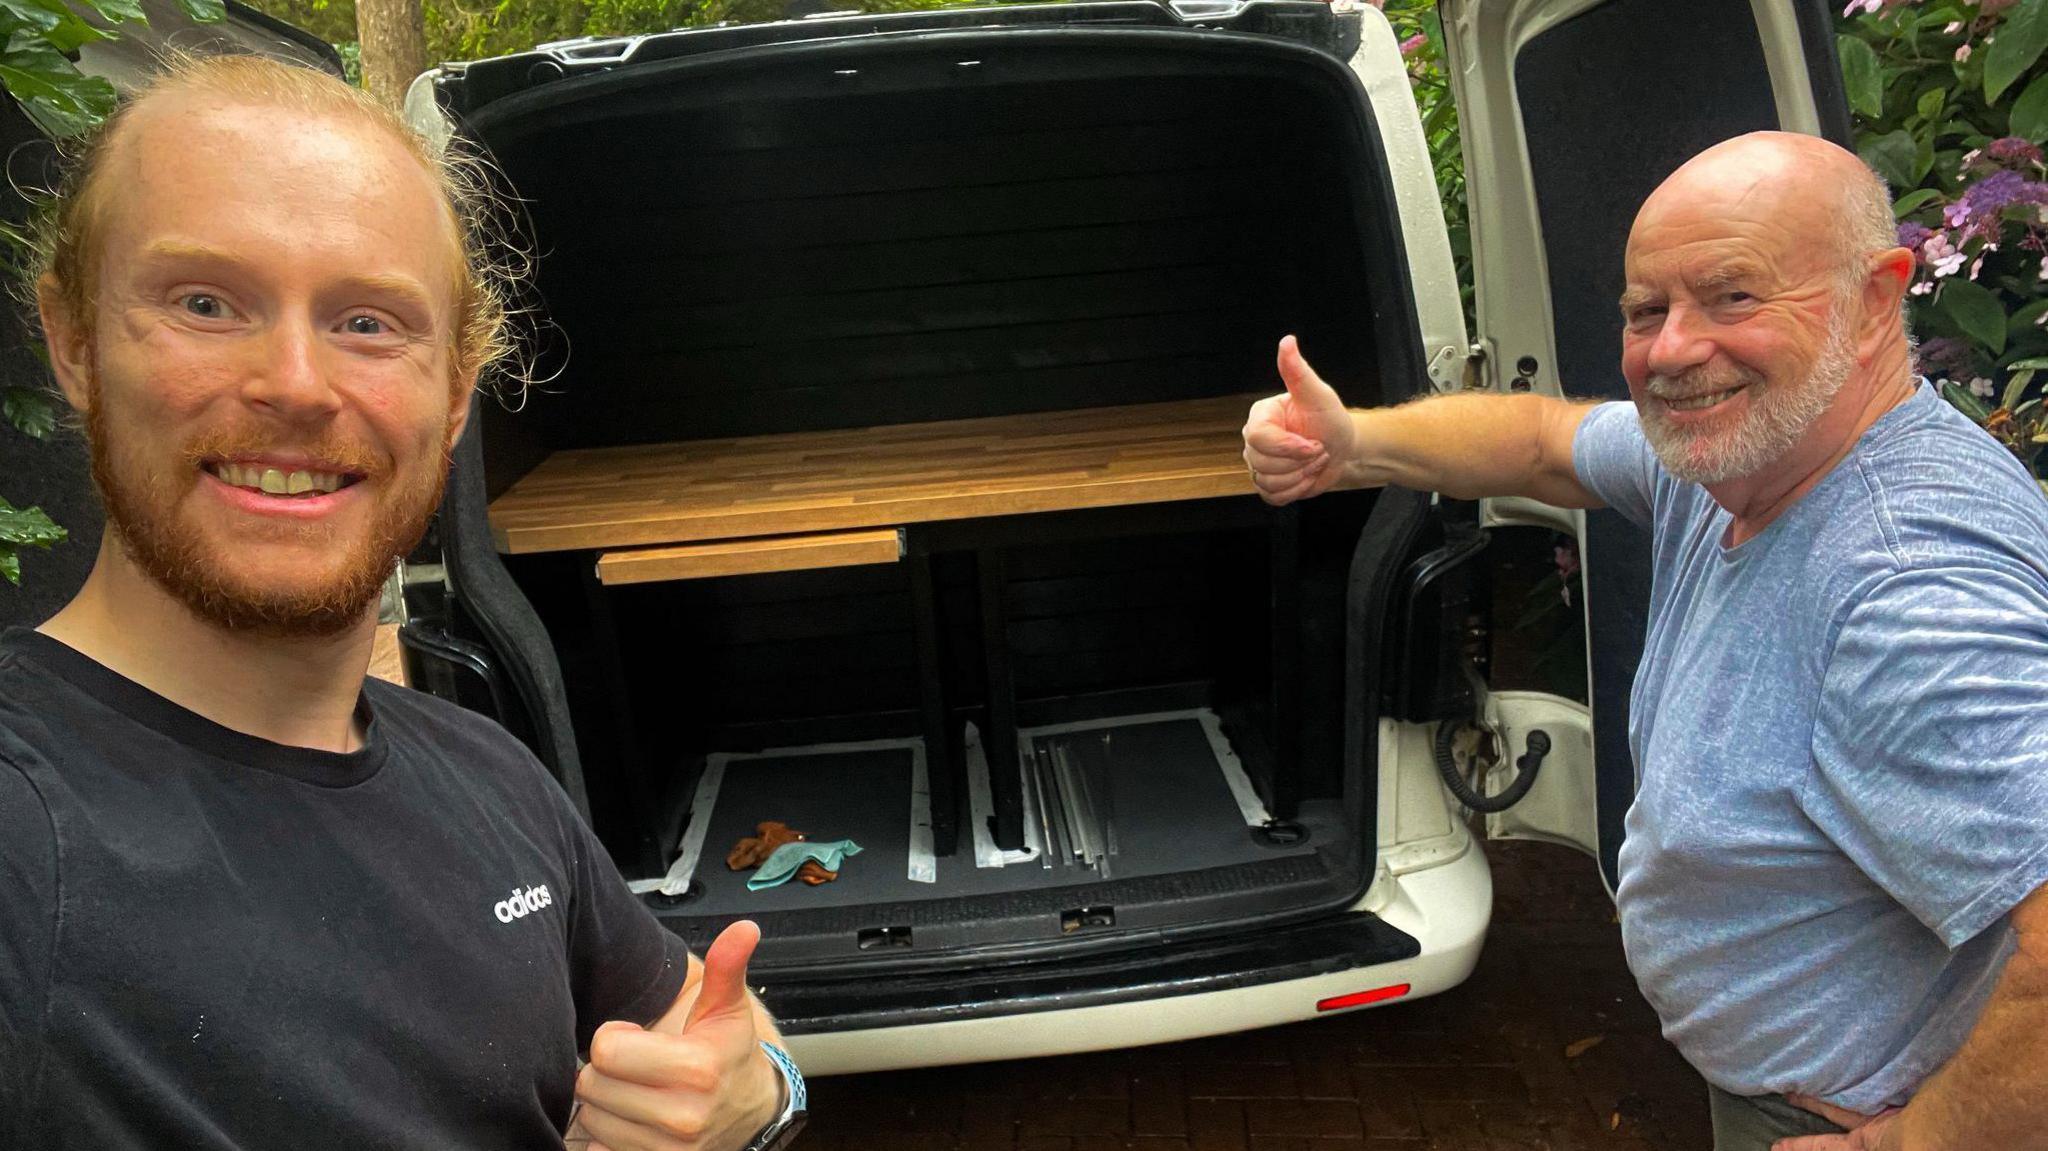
[896,494,1298,854]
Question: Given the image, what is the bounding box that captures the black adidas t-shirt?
[0,628,691,1149]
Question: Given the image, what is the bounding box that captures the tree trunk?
[356,0,427,111]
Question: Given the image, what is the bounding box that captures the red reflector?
[1316,983,1411,1012]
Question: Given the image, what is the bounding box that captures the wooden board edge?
[595,528,904,585]
[502,469,1257,556]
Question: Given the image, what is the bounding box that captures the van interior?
[451,29,1433,971]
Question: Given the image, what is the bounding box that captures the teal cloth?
[747,840,862,890]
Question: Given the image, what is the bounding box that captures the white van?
[391,0,1855,1075]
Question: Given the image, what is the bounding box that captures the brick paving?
[798,840,1711,1151]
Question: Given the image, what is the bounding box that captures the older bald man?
[1243,132,2048,1151]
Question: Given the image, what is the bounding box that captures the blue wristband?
[743,1040,807,1151]
[758,1040,806,1113]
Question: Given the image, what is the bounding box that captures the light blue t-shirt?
[1573,384,2048,1112]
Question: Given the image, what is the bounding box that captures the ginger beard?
[83,370,455,639]
[1640,302,1857,485]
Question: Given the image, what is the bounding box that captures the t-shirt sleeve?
[1571,400,1661,528]
[0,753,57,1136]
[1805,564,2048,949]
[554,790,693,1054]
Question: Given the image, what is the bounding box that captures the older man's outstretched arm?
[1241,335,1604,510]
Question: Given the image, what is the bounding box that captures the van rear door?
[1441,0,1853,891]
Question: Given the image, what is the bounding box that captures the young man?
[0,56,803,1151]
[1244,132,2048,1151]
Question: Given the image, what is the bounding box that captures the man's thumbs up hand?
[573,921,783,1151]
[1242,335,1355,506]
[677,919,762,1035]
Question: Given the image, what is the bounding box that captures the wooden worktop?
[487,393,1266,555]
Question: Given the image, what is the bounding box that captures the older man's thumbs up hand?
[1242,335,1356,506]
[573,921,784,1151]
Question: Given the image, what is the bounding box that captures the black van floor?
[666,713,1318,918]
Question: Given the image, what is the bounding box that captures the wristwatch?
[742,1041,807,1151]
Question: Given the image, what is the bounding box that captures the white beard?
[1640,310,1856,485]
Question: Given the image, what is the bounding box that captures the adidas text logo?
[493,884,554,924]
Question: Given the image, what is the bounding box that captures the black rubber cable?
[1434,722,1550,814]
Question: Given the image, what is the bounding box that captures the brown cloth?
[726,821,805,870]
[726,821,842,885]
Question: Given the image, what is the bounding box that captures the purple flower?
[1398,32,1427,57]
[1923,229,1969,277]
[1943,170,2048,243]
[1898,221,1936,251]
[1984,136,2045,169]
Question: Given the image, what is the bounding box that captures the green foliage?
[1943,275,2009,352]
[248,0,961,72]
[3,385,55,439]
[0,0,216,584]
[1985,0,2048,102]
[1843,0,2048,475]
[0,496,64,585]
[1841,33,1884,117]
[0,35,118,137]
[2011,71,2048,138]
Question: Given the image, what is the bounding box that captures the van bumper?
[781,841,1492,1075]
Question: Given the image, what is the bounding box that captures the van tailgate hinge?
[1460,339,1495,392]
[1425,344,1463,391]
